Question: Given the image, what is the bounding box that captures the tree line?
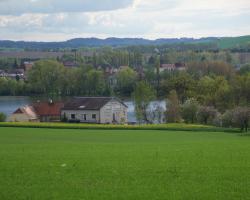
[0,55,249,130]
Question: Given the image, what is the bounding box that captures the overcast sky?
[0,0,250,41]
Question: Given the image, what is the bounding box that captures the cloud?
[0,0,250,41]
[0,0,134,15]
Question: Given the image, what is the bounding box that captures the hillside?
[0,35,249,50]
[217,35,250,49]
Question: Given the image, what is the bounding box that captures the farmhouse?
[8,105,39,122]
[8,100,64,122]
[32,101,64,122]
[61,97,128,124]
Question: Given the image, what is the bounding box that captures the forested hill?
[0,35,250,49]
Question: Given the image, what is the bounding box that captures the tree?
[132,81,156,124]
[147,103,165,124]
[160,72,196,102]
[197,106,219,125]
[196,76,231,111]
[232,107,250,132]
[165,90,181,123]
[27,60,65,96]
[171,72,196,103]
[187,61,234,78]
[155,55,160,96]
[0,112,6,122]
[0,78,9,95]
[230,74,250,106]
[239,64,250,75]
[115,67,137,97]
[12,59,18,68]
[181,98,199,123]
[207,61,234,78]
[85,69,105,96]
[221,109,234,128]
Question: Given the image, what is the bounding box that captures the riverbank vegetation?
[0,48,249,131]
[0,122,239,133]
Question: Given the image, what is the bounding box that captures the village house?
[61,97,128,124]
[8,100,64,122]
[105,67,118,87]
[0,70,6,77]
[62,61,78,68]
[160,64,176,72]
[8,105,39,122]
[175,63,186,71]
[23,61,34,71]
[32,100,64,122]
[156,63,187,73]
[0,69,25,80]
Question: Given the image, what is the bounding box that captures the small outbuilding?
[61,97,128,124]
[8,105,39,122]
[8,100,64,122]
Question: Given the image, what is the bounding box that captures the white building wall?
[100,100,127,124]
[61,99,128,124]
[61,110,100,123]
[8,114,39,122]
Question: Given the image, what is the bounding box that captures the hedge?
[0,122,239,133]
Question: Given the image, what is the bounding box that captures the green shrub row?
[0,122,239,133]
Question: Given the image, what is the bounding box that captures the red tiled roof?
[32,102,64,116]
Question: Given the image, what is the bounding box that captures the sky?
[0,0,250,41]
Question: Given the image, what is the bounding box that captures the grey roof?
[62,97,127,110]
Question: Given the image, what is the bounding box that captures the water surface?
[0,96,165,123]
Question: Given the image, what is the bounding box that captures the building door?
[113,113,117,123]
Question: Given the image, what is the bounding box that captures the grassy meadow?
[0,127,250,200]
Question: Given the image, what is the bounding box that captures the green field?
[0,127,250,200]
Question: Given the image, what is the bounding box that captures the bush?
[0,122,238,133]
[61,113,68,122]
[166,90,181,123]
[181,98,199,123]
[0,112,6,122]
[197,106,219,125]
[212,113,222,127]
[221,107,250,132]
[221,110,234,128]
[232,107,250,132]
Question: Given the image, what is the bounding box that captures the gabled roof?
[62,97,127,111]
[32,102,64,116]
[13,105,38,119]
[13,108,23,114]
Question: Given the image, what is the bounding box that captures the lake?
[0,96,166,123]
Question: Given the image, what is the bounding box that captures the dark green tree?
[133,81,156,124]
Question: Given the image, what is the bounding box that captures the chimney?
[48,99,53,104]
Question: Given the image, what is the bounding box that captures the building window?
[71,114,76,119]
[92,114,96,119]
